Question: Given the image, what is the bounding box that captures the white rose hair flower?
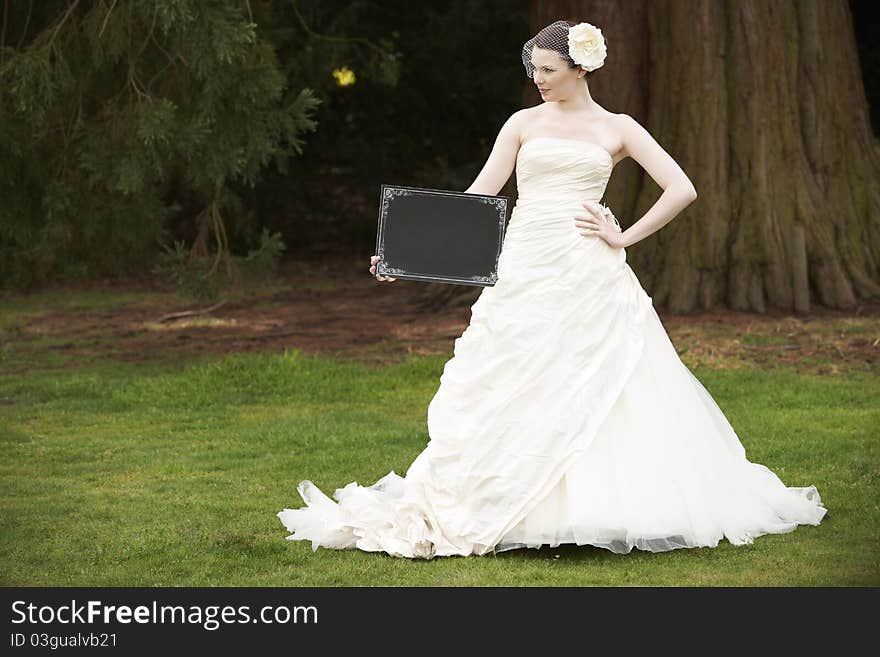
[568,22,607,72]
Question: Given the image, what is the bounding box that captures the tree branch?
[15,0,32,49]
[290,0,388,57]
[45,0,81,52]
[156,300,228,323]
[1,0,9,67]
[97,0,117,39]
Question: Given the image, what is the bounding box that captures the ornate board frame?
[374,184,510,286]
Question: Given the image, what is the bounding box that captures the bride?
[277,20,828,559]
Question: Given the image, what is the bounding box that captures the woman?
[278,20,827,559]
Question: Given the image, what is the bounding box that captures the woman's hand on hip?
[574,201,625,249]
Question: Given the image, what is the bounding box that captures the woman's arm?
[464,110,525,196]
[615,113,698,249]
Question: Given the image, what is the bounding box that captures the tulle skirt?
[494,301,827,554]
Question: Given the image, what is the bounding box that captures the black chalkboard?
[374,184,510,286]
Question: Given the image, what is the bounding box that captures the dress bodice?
[515,137,614,204]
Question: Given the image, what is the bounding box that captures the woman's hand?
[370,255,396,282]
[574,201,625,249]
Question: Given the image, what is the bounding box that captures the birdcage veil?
[522,21,574,78]
[521,20,607,79]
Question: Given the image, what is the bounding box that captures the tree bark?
[527,0,880,313]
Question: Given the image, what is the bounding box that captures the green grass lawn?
[1,341,877,586]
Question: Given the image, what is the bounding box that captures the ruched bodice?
[515,137,614,204]
[497,136,623,286]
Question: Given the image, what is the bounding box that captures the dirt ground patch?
[2,254,879,376]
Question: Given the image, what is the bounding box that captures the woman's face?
[531,46,584,101]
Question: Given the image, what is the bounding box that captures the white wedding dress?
[277,136,828,559]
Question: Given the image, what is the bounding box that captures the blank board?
[375,184,510,286]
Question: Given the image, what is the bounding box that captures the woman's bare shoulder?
[505,107,538,143]
[515,105,550,133]
[611,111,646,134]
[512,106,539,124]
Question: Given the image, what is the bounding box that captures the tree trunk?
[527,0,880,313]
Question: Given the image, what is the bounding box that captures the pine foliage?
[0,0,320,290]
